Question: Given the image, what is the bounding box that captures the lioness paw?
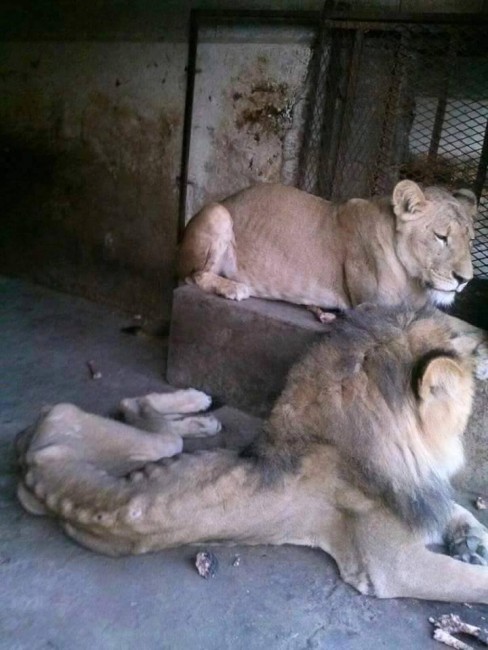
[221,283,250,301]
[446,522,488,565]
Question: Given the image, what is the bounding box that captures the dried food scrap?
[475,496,487,510]
[87,361,102,380]
[433,628,473,650]
[195,551,219,579]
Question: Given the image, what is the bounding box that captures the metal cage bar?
[299,14,488,277]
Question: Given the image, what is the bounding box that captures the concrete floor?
[1,276,488,650]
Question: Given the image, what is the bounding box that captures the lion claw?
[447,530,488,565]
[474,342,488,380]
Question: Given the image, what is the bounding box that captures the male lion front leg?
[119,389,222,437]
[444,504,488,565]
[345,508,488,603]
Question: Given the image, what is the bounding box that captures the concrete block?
[166,286,324,417]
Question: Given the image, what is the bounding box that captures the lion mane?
[242,304,473,530]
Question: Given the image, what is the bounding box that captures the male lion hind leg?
[344,505,488,603]
[15,404,316,558]
[177,203,251,301]
[15,403,192,522]
[119,388,221,437]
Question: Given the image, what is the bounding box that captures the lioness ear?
[416,354,465,401]
[453,188,478,220]
[392,180,426,221]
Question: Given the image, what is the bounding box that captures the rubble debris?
[475,496,487,510]
[120,318,168,340]
[195,551,219,579]
[87,360,102,380]
[430,613,488,649]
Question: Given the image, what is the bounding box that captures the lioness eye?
[434,233,448,245]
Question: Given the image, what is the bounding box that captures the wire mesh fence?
[298,16,488,277]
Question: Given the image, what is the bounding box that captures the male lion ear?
[392,180,426,221]
[453,188,478,220]
[416,354,465,401]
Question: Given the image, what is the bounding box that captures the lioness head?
[392,180,476,307]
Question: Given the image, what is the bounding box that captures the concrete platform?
[2,277,488,650]
[167,285,325,417]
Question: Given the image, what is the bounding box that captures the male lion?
[16,305,488,603]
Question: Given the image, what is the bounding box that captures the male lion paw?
[176,414,222,438]
[475,342,488,380]
[445,522,488,565]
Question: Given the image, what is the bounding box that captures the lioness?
[179,180,476,309]
[179,179,488,377]
[16,305,488,603]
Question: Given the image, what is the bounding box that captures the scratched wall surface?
[0,43,186,319]
[186,25,314,219]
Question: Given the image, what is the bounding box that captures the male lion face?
[392,181,476,307]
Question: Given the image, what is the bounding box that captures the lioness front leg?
[119,389,222,437]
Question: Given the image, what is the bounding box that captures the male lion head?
[252,304,476,530]
[392,180,476,307]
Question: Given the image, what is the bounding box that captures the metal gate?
[298,15,488,277]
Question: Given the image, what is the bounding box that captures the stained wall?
[0,0,484,318]
[0,43,186,318]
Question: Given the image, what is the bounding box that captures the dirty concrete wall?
[0,43,186,319]
[186,25,315,219]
